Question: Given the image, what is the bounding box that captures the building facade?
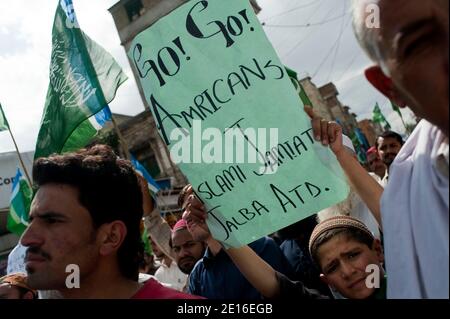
[358,119,384,147]
[298,77,384,156]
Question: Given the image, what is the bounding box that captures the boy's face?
[317,234,384,299]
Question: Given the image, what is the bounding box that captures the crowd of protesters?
[2,0,448,299]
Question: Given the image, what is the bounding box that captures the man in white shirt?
[149,235,187,292]
[376,131,404,185]
[308,0,448,299]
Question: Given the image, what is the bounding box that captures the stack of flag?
[4,0,129,236]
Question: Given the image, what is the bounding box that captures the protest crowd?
[0,0,448,301]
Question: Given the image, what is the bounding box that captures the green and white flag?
[34,0,127,160]
[0,103,9,132]
[7,168,32,236]
[391,100,410,132]
[285,67,312,107]
[373,102,391,130]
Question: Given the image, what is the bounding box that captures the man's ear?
[98,221,127,256]
[365,66,407,108]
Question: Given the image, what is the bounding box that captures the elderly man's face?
[377,0,449,135]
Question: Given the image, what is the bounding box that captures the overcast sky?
[0,0,415,153]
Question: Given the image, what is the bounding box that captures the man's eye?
[326,264,337,274]
[349,252,360,259]
[403,35,432,58]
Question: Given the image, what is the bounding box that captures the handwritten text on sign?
[129,0,349,248]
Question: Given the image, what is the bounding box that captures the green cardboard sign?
[128,0,349,247]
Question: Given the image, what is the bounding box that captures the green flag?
[391,100,402,116]
[141,226,152,256]
[286,67,313,106]
[34,0,127,160]
[391,100,410,133]
[373,103,391,130]
[0,103,9,132]
[7,168,32,236]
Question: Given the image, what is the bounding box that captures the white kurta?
[154,260,188,292]
[381,120,449,299]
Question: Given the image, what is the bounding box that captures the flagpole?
[399,115,410,135]
[7,128,32,187]
[110,115,131,161]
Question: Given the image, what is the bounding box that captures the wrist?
[334,148,347,160]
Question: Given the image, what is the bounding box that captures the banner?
[129,0,349,247]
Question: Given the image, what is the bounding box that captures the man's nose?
[179,247,191,258]
[20,223,44,248]
[340,262,357,279]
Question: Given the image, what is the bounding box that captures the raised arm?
[305,106,383,226]
[182,192,280,298]
[137,174,176,260]
[226,245,280,298]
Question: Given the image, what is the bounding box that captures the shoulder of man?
[186,258,205,295]
[250,237,295,277]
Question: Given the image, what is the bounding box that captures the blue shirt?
[188,237,294,299]
[280,239,332,297]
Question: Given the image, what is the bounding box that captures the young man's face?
[317,234,384,299]
[377,137,403,167]
[20,183,100,291]
[378,0,449,135]
[171,228,205,274]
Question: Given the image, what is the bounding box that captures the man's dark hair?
[376,131,404,149]
[310,227,374,271]
[33,144,143,281]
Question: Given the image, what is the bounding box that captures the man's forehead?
[172,228,194,244]
[379,137,400,145]
[30,183,83,218]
